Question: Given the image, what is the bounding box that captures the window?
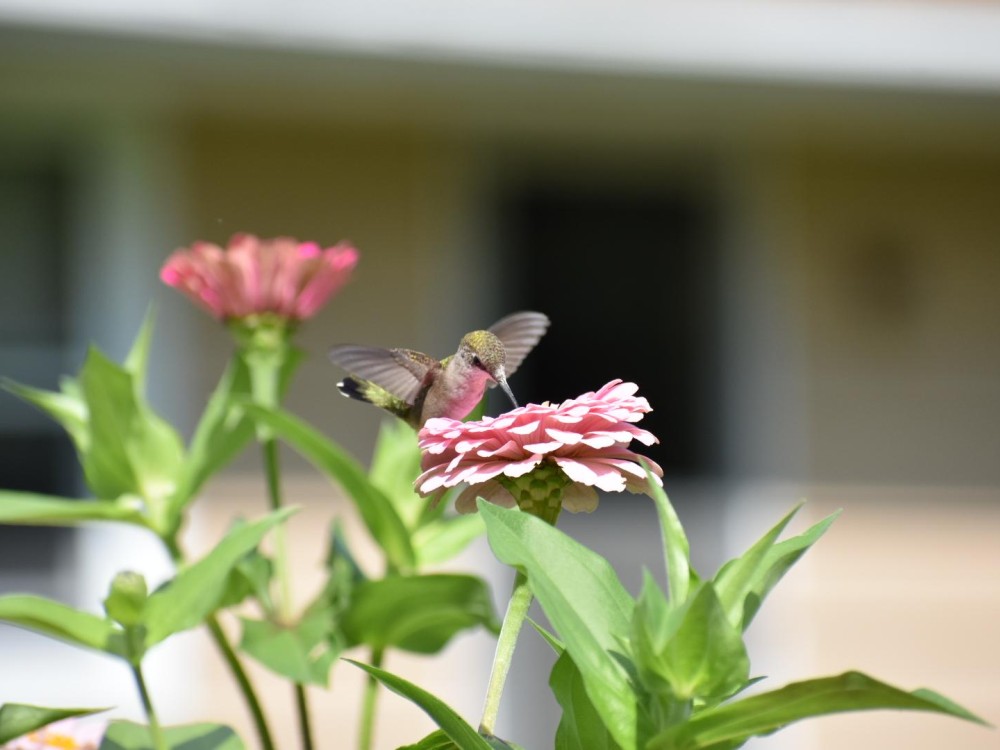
[0,163,77,585]
[498,181,722,478]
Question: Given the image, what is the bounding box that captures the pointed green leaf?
[634,580,749,702]
[0,595,124,657]
[648,671,988,750]
[712,504,801,630]
[171,351,303,518]
[346,661,492,750]
[326,520,367,582]
[143,508,295,647]
[79,347,184,504]
[244,404,416,573]
[551,651,620,750]
[239,607,341,686]
[100,721,245,750]
[369,419,424,528]
[644,463,698,606]
[2,379,89,451]
[478,502,650,749]
[0,491,145,526]
[528,617,564,655]
[218,550,275,613]
[342,574,498,654]
[0,704,107,745]
[123,307,156,394]
[400,730,460,750]
[169,357,255,515]
[740,510,840,629]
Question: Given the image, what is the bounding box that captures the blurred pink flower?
[2,718,106,750]
[160,233,358,321]
[416,379,663,514]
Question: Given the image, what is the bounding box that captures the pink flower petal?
[160,234,357,321]
[415,380,661,510]
[561,483,599,513]
[553,457,627,492]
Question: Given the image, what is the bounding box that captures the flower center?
[497,460,569,526]
[29,731,84,750]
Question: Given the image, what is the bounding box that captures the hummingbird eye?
[472,355,482,368]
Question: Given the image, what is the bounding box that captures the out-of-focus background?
[1,2,998,748]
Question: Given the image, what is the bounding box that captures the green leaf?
[400,730,460,750]
[244,404,416,574]
[528,617,565,655]
[326,520,367,583]
[477,502,651,749]
[123,307,156,394]
[412,513,486,568]
[648,671,988,750]
[169,358,255,516]
[2,379,89,452]
[401,730,525,750]
[100,721,245,750]
[239,606,341,686]
[346,661,492,750]
[633,578,749,703]
[170,352,303,518]
[0,595,124,657]
[218,550,275,613]
[551,651,620,750]
[712,504,801,630]
[0,704,106,745]
[342,574,498,654]
[0,491,145,527]
[369,419,424,528]
[79,347,185,505]
[143,508,295,648]
[740,510,841,628]
[645,463,698,606]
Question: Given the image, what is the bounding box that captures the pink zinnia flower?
[415,380,663,515]
[2,718,106,750]
[160,233,358,321]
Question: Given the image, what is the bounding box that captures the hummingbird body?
[330,312,549,429]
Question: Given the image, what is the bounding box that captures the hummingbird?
[329,311,550,428]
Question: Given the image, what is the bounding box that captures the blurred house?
[1,2,998,749]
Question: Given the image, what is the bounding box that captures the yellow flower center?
[28,731,83,750]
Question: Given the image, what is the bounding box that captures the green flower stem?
[295,684,314,750]
[131,662,168,750]
[206,616,277,750]
[261,437,316,750]
[358,647,385,750]
[262,438,294,623]
[479,570,532,737]
[480,463,568,735]
[163,538,277,750]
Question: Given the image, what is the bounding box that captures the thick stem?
[131,663,169,750]
[357,648,384,750]
[295,684,315,750]
[262,438,293,622]
[479,571,533,736]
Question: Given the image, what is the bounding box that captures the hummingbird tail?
[337,377,372,404]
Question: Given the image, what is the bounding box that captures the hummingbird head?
[459,330,518,408]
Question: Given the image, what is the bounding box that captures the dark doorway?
[497,181,722,478]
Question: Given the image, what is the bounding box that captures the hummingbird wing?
[328,345,438,405]
[488,311,550,379]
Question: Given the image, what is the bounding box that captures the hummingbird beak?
[495,373,518,409]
